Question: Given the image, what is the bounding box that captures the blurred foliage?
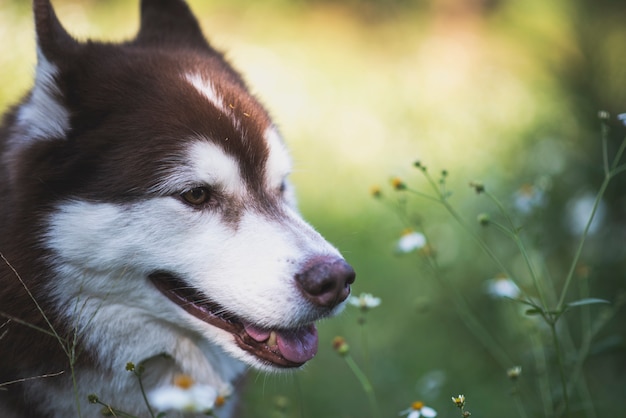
[1,0,625,417]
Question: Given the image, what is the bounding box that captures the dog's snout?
[296,257,355,309]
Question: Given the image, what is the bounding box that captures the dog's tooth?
[267,331,277,347]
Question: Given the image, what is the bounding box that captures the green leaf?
[566,298,611,309]
[525,308,542,316]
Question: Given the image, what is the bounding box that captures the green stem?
[548,321,569,417]
[359,317,372,378]
[408,188,514,280]
[93,400,138,418]
[424,255,514,369]
[558,134,626,310]
[530,330,553,418]
[511,383,529,418]
[134,368,156,418]
[556,176,609,311]
[343,354,380,418]
[611,138,626,171]
[486,194,550,310]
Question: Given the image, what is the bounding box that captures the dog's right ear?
[33,0,80,63]
[135,0,211,50]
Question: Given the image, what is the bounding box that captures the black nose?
[296,257,356,309]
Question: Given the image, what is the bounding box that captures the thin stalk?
[91,399,138,418]
[0,371,64,389]
[530,330,553,418]
[343,354,380,418]
[425,256,514,369]
[405,190,514,280]
[358,316,372,378]
[548,321,569,417]
[558,134,626,310]
[611,138,626,171]
[556,177,609,311]
[485,193,550,310]
[134,371,156,418]
[1,253,83,417]
[511,386,529,418]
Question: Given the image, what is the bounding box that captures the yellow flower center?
[391,177,406,190]
[412,401,424,410]
[173,374,194,390]
[215,396,226,407]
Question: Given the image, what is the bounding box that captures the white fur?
[15,49,70,142]
[41,163,341,415]
[189,140,246,195]
[184,73,227,114]
[264,127,291,188]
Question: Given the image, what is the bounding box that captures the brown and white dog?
[0,1,355,416]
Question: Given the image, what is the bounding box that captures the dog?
[0,1,355,416]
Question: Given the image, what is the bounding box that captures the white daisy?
[485,276,521,299]
[148,375,218,413]
[397,230,427,253]
[348,292,381,310]
[399,401,437,418]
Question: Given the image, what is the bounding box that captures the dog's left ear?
[135,0,211,50]
[33,0,80,62]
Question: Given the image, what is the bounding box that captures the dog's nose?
[296,257,356,309]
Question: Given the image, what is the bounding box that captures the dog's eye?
[180,187,211,206]
[279,181,287,194]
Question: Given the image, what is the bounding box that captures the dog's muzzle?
[149,257,355,368]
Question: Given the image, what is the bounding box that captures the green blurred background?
[1,0,625,417]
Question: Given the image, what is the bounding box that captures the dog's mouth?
[149,272,318,368]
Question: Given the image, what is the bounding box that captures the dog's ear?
[33,0,80,62]
[23,0,74,141]
[135,0,210,50]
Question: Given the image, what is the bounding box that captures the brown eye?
[180,187,211,206]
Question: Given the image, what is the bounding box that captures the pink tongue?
[244,323,318,364]
[244,324,271,342]
[276,324,318,363]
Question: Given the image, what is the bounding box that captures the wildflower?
[399,401,437,418]
[391,177,407,190]
[148,374,218,413]
[468,181,484,194]
[566,193,605,236]
[618,113,626,126]
[485,276,520,299]
[348,293,381,310]
[507,366,522,380]
[451,394,465,408]
[513,183,546,215]
[214,383,233,407]
[597,110,610,120]
[332,336,350,356]
[370,185,382,198]
[477,213,490,226]
[397,229,427,253]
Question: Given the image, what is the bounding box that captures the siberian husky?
[0,1,355,416]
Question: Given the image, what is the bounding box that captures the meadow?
[1,0,625,417]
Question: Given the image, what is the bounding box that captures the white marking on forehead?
[184,72,227,114]
[264,127,292,187]
[189,140,245,195]
[14,48,70,143]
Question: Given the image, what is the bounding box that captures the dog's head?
[10,0,354,370]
